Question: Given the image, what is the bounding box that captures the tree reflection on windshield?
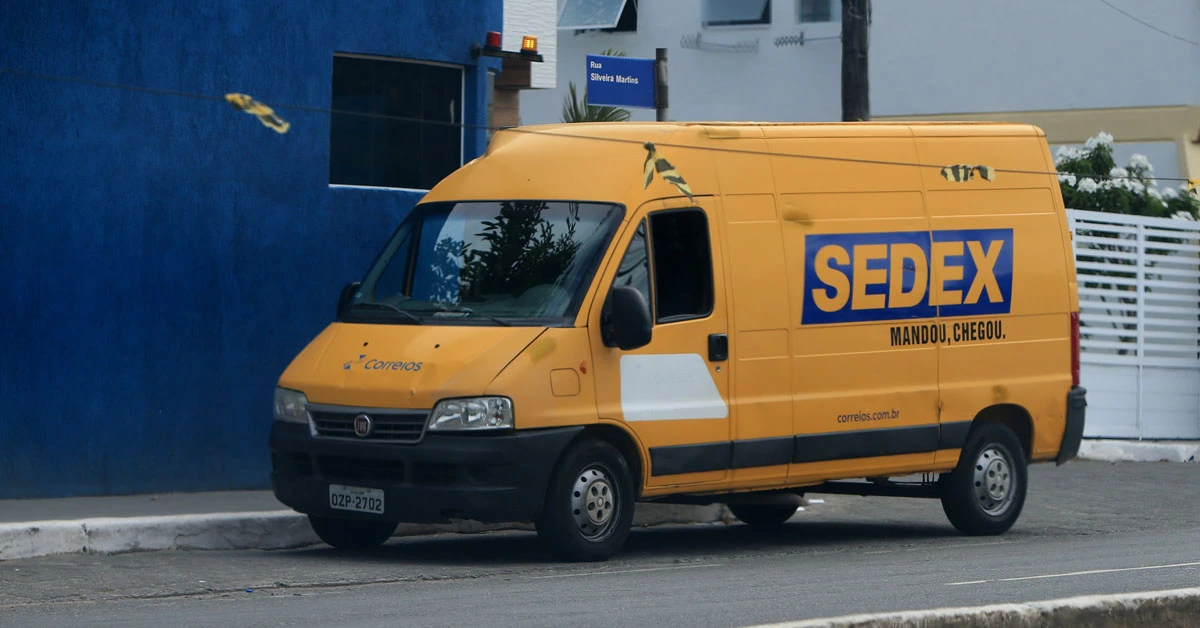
[354,200,622,325]
[460,201,581,301]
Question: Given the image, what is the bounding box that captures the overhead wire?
[1097,0,1200,47]
[1,64,1196,186]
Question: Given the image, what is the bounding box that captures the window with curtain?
[799,0,838,23]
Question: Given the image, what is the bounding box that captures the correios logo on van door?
[802,229,1013,325]
[343,354,424,372]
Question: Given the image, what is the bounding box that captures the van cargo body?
[270,122,1087,561]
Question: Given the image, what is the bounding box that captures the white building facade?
[508,0,1200,440]
[519,0,1200,182]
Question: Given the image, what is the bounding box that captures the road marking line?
[531,563,723,579]
[946,561,1200,586]
[866,540,1012,555]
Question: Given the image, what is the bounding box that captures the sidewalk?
[1078,438,1198,463]
[1,439,1194,561]
[0,489,728,561]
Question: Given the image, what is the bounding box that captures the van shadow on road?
[275,461,1200,568]
[280,518,961,567]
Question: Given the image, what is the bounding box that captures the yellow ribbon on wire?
[224,93,290,134]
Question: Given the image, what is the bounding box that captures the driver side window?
[650,209,714,322]
[613,220,652,311]
[612,210,715,324]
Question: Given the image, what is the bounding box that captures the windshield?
[345,201,624,326]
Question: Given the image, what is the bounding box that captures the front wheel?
[940,423,1027,536]
[308,515,397,550]
[536,439,635,562]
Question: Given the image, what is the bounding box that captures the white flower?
[1173,210,1197,221]
[1084,131,1114,149]
[1076,177,1100,193]
[1058,173,1077,186]
[1163,187,1180,200]
[1054,145,1084,165]
[1148,187,1163,200]
[1129,154,1153,172]
[1109,166,1129,179]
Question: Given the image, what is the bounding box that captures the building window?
[330,54,463,190]
[558,0,637,32]
[703,0,771,28]
[798,0,838,23]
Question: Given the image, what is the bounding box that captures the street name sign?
[585,54,656,109]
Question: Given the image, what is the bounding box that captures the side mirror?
[602,286,653,350]
[337,282,361,319]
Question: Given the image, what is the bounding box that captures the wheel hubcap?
[972,446,1014,516]
[570,466,618,541]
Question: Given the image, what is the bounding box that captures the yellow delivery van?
[270,122,1086,561]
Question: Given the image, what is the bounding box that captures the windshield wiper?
[348,301,422,324]
[431,305,512,326]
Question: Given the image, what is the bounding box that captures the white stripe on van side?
[619,354,729,422]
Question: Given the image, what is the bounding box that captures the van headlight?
[427,397,514,431]
[274,387,309,424]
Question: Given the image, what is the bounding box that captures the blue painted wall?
[0,1,502,498]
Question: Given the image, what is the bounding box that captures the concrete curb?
[0,504,729,562]
[0,511,318,561]
[751,587,1200,627]
[1079,439,1199,463]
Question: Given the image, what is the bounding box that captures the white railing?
[1067,209,1200,439]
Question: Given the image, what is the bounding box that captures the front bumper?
[270,422,584,523]
[1056,386,1087,465]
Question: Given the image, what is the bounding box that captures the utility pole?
[655,47,669,122]
[841,0,870,121]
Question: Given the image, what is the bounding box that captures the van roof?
[422,121,1048,205]
[510,121,1046,138]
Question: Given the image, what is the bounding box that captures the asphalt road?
[2,461,1199,627]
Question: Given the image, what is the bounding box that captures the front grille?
[412,462,458,485]
[316,455,406,484]
[308,404,428,443]
[272,452,314,477]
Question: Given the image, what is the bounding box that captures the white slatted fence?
[1068,209,1200,439]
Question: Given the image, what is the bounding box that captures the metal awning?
[558,0,629,30]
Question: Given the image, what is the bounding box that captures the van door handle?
[708,334,728,362]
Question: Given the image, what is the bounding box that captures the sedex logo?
[802,229,1014,325]
[343,354,423,372]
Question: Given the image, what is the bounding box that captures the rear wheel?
[727,503,799,526]
[940,422,1027,536]
[536,439,635,562]
[308,515,397,550]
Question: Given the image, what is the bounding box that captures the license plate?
[328,484,385,515]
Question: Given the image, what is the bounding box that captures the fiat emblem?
[353,414,373,438]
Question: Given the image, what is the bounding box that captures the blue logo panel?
[932,229,1014,318]
[801,229,1013,325]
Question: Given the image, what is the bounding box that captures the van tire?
[308,515,397,550]
[939,423,1027,536]
[728,503,799,526]
[536,439,635,562]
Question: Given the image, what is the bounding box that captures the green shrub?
[1055,132,1199,219]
